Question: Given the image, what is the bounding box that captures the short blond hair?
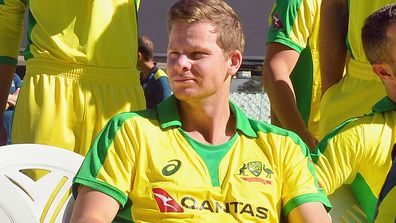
[167,0,245,54]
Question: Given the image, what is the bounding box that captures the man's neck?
[178,98,236,145]
[140,62,156,79]
[385,81,396,103]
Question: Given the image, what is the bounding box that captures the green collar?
[157,95,257,138]
[372,96,396,113]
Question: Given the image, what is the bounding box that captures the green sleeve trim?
[73,177,128,207]
[282,193,332,217]
[72,111,154,207]
[24,9,36,61]
[267,0,305,53]
[267,35,303,53]
[0,56,17,65]
[351,173,377,222]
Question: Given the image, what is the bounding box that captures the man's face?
[166,22,233,101]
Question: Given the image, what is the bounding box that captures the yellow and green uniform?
[312,97,396,222]
[0,0,145,155]
[319,0,393,139]
[267,0,322,139]
[140,64,172,109]
[73,95,330,222]
[374,156,396,223]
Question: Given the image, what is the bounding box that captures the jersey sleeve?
[280,133,331,217]
[311,119,364,195]
[0,0,26,65]
[73,113,138,207]
[266,0,317,53]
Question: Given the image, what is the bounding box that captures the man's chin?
[173,90,200,101]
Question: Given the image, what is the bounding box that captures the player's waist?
[26,58,140,83]
[346,59,381,82]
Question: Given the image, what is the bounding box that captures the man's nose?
[174,55,191,72]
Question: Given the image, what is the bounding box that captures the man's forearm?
[319,0,348,95]
[263,44,317,149]
[264,76,316,149]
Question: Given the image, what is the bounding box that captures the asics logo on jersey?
[162,159,182,176]
[237,161,273,185]
[152,188,184,212]
[272,12,284,29]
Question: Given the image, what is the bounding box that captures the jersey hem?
[0,56,18,65]
[282,193,332,217]
[267,36,303,53]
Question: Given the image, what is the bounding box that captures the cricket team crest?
[247,161,262,177]
[237,161,273,185]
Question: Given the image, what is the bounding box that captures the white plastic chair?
[0,144,84,223]
[0,173,37,223]
[328,185,368,223]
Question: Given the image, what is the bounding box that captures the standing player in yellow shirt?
[264,0,322,150]
[319,0,393,138]
[313,4,396,221]
[70,0,331,222]
[0,1,146,154]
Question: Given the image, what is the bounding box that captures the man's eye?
[168,52,179,59]
[190,52,205,59]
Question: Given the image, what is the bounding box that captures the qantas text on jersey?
[152,188,269,219]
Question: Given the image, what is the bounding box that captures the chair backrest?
[328,185,368,223]
[0,173,37,223]
[0,144,84,223]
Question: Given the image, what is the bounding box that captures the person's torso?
[346,0,394,80]
[316,110,396,221]
[128,127,283,222]
[375,157,396,222]
[101,112,323,222]
[267,0,322,136]
[141,67,169,108]
[25,0,139,68]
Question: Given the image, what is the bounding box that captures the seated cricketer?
[70,0,331,222]
[312,3,396,222]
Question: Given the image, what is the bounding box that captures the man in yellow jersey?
[0,1,146,153]
[319,0,393,139]
[312,4,396,222]
[70,0,331,222]
[375,156,396,222]
[263,0,322,150]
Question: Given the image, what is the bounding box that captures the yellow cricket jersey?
[312,97,396,222]
[319,0,393,138]
[0,0,140,68]
[345,0,394,82]
[73,95,330,222]
[374,157,396,223]
[267,0,322,138]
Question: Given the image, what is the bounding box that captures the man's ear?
[228,50,243,76]
[372,63,393,81]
